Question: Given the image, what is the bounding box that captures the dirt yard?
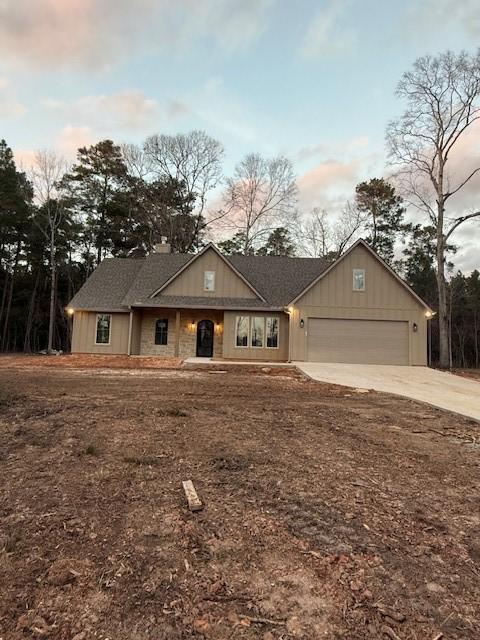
[453,368,480,382]
[0,359,479,639]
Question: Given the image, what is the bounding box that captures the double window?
[235,316,279,349]
[155,319,168,345]
[95,314,111,345]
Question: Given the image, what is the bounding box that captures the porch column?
[174,309,181,357]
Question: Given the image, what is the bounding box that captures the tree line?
[1,50,479,367]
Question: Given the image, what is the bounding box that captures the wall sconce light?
[300,318,305,329]
[215,323,222,334]
[190,321,196,332]
[412,322,418,332]
[66,307,74,316]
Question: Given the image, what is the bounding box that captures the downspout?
[286,307,293,363]
[127,309,133,356]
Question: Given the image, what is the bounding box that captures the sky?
[1,0,479,269]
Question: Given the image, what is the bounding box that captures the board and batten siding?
[130,309,143,355]
[71,311,130,354]
[222,310,289,361]
[160,248,257,299]
[290,244,428,365]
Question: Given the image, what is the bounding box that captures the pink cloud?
[0,0,273,69]
[13,149,36,170]
[298,159,360,208]
[0,0,94,67]
[44,91,158,131]
[57,126,94,158]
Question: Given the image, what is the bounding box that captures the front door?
[196,319,214,357]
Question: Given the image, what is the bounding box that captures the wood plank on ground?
[182,480,203,512]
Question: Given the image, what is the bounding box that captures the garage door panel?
[307,318,409,365]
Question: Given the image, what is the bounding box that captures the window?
[235,316,280,349]
[266,317,279,348]
[95,314,111,344]
[353,268,365,291]
[204,270,215,291]
[251,317,264,348]
[235,316,249,347]
[155,318,168,345]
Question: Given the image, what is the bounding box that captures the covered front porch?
[129,308,224,359]
[128,307,290,362]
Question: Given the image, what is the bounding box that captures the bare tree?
[387,50,480,368]
[143,131,224,249]
[221,153,298,254]
[31,150,67,353]
[295,204,366,259]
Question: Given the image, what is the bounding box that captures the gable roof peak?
[287,237,432,311]
[148,242,267,302]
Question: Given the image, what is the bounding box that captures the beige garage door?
[307,318,409,365]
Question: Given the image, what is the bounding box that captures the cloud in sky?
[43,91,160,132]
[0,77,26,119]
[300,0,354,59]
[0,0,274,69]
[405,0,480,40]
[296,136,370,163]
[57,126,94,158]
[298,158,361,210]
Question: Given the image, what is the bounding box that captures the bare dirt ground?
[452,368,480,382]
[0,360,479,639]
[0,354,183,370]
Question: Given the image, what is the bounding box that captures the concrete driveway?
[295,363,480,422]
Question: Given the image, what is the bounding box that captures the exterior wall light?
[425,310,435,318]
[66,307,74,316]
[300,318,305,328]
[190,321,196,331]
[412,322,418,332]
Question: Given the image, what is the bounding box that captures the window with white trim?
[353,268,365,291]
[204,270,215,291]
[251,317,264,348]
[235,316,249,347]
[266,317,279,348]
[95,314,111,344]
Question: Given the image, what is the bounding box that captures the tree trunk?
[47,228,56,353]
[1,240,21,352]
[436,190,450,368]
[23,269,40,353]
[474,311,479,369]
[0,271,8,336]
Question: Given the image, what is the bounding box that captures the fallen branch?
[239,614,285,626]
[374,603,406,623]
[382,625,402,640]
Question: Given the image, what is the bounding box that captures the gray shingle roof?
[68,258,143,311]
[228,254,330,307]
[121,253,192,306]
[68,249,331,311]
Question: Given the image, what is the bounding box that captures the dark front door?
[196,319,214,357]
